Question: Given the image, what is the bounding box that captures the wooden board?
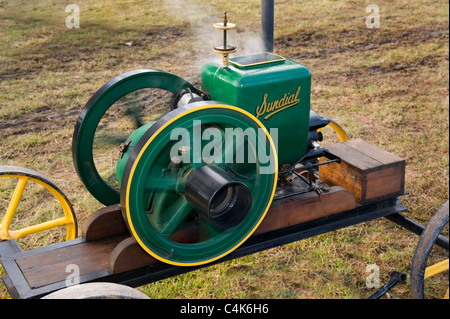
[254,186,356,235]
[13,185,358,284]
[14,235,128,289]
[108,186,356,274]
[319,139,405,204]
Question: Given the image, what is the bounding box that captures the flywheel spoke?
[159,199,192,237]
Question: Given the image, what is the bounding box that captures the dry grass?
[0,0,448,299]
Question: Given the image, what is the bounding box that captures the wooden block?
[254,186,356,235]
[319,139,405,204]
[109,237,157,274]
[82,205,129,242]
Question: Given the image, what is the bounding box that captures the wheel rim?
[411,200,449,299]
[120,102,278,266]
[72,69,197,206]
[327,119,349,142]
[0,166,77,244]
[318,118,349,143]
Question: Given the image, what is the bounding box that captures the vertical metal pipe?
[223,11,228,50]
[261,0,274,52]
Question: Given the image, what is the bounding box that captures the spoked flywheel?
[119,101,278,266]
[72,69,202,206]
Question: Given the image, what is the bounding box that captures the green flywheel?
[119,101,278,266]
[72,69,199,206]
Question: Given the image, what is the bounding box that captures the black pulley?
[185,165,252,229]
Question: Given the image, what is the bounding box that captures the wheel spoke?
[145,175,178,193]
[205,220,223,238]
[0,177,29,240]
[149,176,193,238]
[221,128,250,165]
[424,259,449,280]
[8,216,75,240]
[159,199,193,237]
[197,215,223,240]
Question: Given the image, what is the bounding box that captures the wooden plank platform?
[13,186,355,284]
[0,139,409,298]
[0,194,407,299]
[15,235,128,290]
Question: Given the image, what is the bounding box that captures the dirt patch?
[0,108,79,139]
[277,25,449,59]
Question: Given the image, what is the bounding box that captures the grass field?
[0,0,448,299]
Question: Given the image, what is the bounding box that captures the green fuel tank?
[201,53,311,166]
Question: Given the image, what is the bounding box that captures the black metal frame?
[1,195,408,299]
[386,213,449,250]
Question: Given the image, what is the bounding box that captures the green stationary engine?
[201,52,311,165]
[72,13,346,266]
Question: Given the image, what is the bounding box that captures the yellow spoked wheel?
[0,166,77,246]
[411,201,449,299]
